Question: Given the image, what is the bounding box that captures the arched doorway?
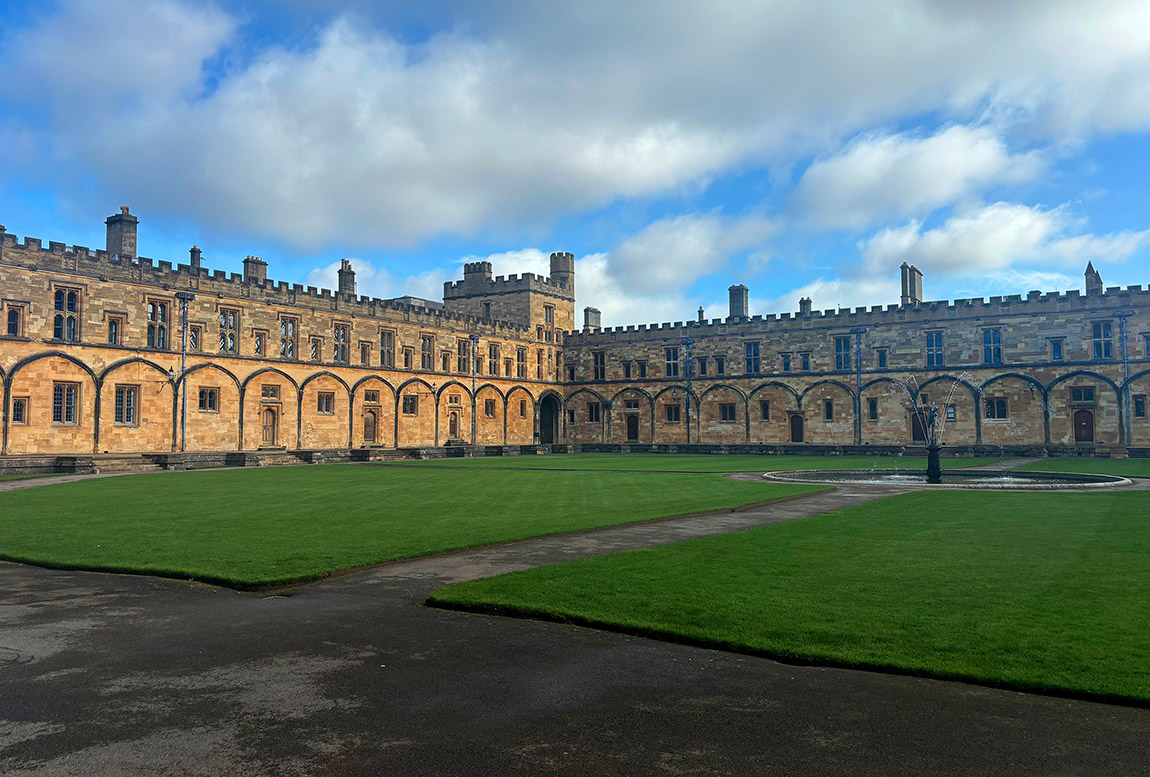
[364,410,377,444]
[626,414,639,441]
[448,411,460,440]
[1074,409,1094,443]
[539,395,560,444]
[262,407,278,446]
[789,414,804,443]
[911,412,927,442]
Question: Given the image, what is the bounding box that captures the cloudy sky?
[2,0,1150,326]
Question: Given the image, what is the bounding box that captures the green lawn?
[431,491,1150,704]
[1018,457,1150,478]
[387,453,1002,473]
[0,465,820,587]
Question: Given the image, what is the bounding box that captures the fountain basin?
[763,469,1131,490]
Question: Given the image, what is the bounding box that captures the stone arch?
[299,371,353,448]
[979,374,1048,447]
[436,381,473,444]
[801,379,856,445]
[242,368,300,450]
[697,383,748,444]
[1125,368,1150,446]
[475,383,506,445]
[610,386,655,444]
[650,384,700,445]
[351,375,396,447]
[1046,370,1122,446]
[564,387,606,444]
[98,358,174,453]
[903,374,979,446]
[179,363,243,451]
[506,385,537,444]
[5,352,100,454]
[396,377,438,447]
[748,381,800,444]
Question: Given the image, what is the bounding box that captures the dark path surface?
[2,470,1149,775]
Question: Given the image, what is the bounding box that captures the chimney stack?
[583,306,601,332]
[338,259,356,296]
[106,206,138,259]
[189,245,202,271]
[799,297,812,316]
[727,284,749,321]
[900,262,923,306]
[243,255,267,284]
[697,306,705,323]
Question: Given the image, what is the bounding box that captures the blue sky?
[2,0,1150,326]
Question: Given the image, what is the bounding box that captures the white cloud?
[760,278,903,317]
[791,125,1044,230]
[860,201,1150,274]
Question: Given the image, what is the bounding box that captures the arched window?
[53,288,80,341]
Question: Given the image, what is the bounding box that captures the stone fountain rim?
[761,469,1132,490]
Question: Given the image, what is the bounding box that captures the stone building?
[0,208,1147,460]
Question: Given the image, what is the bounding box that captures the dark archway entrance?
[626,414,639,441]
[539,395,561,444]
[364,410,377,444]
[1074,409,1094,443]
[911,412,927,442]
[789,414,804,443]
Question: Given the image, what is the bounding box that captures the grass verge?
[0,465,821,587]
[430,490,1150,704]
[386,453,1002,473]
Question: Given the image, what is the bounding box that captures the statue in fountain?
[925,403,942,484]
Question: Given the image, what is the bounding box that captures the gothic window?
[537,348,544,379]
[504,358,512,377]
[926,331,944,367]
[198,388,219,411]
[867,398,878,421]
[1050,338,1064,361]
[876,349,888,369]
[107,316,123,346]
[720,403,736,422]
[6,306,25,337]
[760,400,770,421]
[484,399,496,417]
[983,329,1003,365]
[52,382,79,424]
[379,330,394,367]
[218,308,237,354]
[824,399,834,420]
[946,404,956,421]
[587,402,601,422]
[114,385,138,425]
[744,342,760,374]
[189,325,202,352]
[781,353,792,373]
[593,351,605,381]
[697,358,708,377]
[421,336,434,370]
[544,305,554,324]
[713,357,723,376]
[147,300,169,350]
[254,330,267,356]
[360,342,371,365]
[310,337,322,361]
[333,324,349,363]
[800,352,811,372]
[53,288,80,342]
[834,336,851,371]
[517,348,527,378]
[665,347,680,378]
[441,351,451,372]
[280,318,297,359]
[488,344,500,375]
[458,340,471,373]
[520,400,527,418]
[11,397,27,424]
[403,348,413,369]
[1092,321,1113,360]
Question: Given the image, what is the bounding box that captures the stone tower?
[1085,262,1103,296]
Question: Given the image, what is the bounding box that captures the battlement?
[443,264,576,300]
[564,283,1149,345]
[0,230,537,339]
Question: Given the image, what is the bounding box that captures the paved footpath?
[2,467,1149,776]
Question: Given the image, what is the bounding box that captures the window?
[218,308,237,353]
[5,306,22,337]
[985,397,1008,419]
[421,336,434,370]
[53,287,80,342]
[482,301,491,318]
[458,340,471,373]
[441,351,451,372]
[476,355,485,375]
[1050,339,1064,362]
[537,348,544,379]
[280,318,297,359]
[834,336,851,371]
[824,399,834,420]
[666,347,680,378]
[697,358,707,377]
[520,400,527,418]
[867,397,878,421]
[1092,321,1113,360]
[364,390,380,404]
[261,385,279,400]
[622,361,632,380]
[625,399,640,410]
[317,392,334,414]
[488,344,500,375]
[11,397,27,424]
[744,342,760,374]
[876,349,888,369]
[983,329,1002,365]
[359,342,370,365]
[189,325,202,352]
[946,404,956,421]
[403,348,413,369]
[517,348,527,378]
[714,357,724,376]
[926,331,944,367]
[1070,387,1095,403]
[800,353,811,372]
[566,365,576,382]
[198,388,218,412]
[593,351,606,381]
[781,354,792,373]
[310,337,322,361]
[567,408,577,423]
[484,399,496,417]
[544,305,554,324]
[587,402,601,422]
[665,404,681,423]
[504,358,512,377]
[333,324,349,363]
[1144,334,1150,357]
[254,330,266,356]
[402,395,418,415]
[114,385,138,425]
[107,316,123,345]
[379,330,394,367]
[448,393,461,406]
[1135,395,1146,419]
[720,403,737,422]
[760,400,770,421]
[147,300,169,350]
[52,382,78,424]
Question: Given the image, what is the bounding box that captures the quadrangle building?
[0,207,1148,464]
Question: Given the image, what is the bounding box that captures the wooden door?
[1074,409,1094,443]
[789,414,804,443]
[911,413,927,442]
[364,411,377,444]
[626,414,639,441]
[449,412,459,439]
[262,408,277,446]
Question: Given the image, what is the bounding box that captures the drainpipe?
[850,327,867,445]
[1116,310,1135,446]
